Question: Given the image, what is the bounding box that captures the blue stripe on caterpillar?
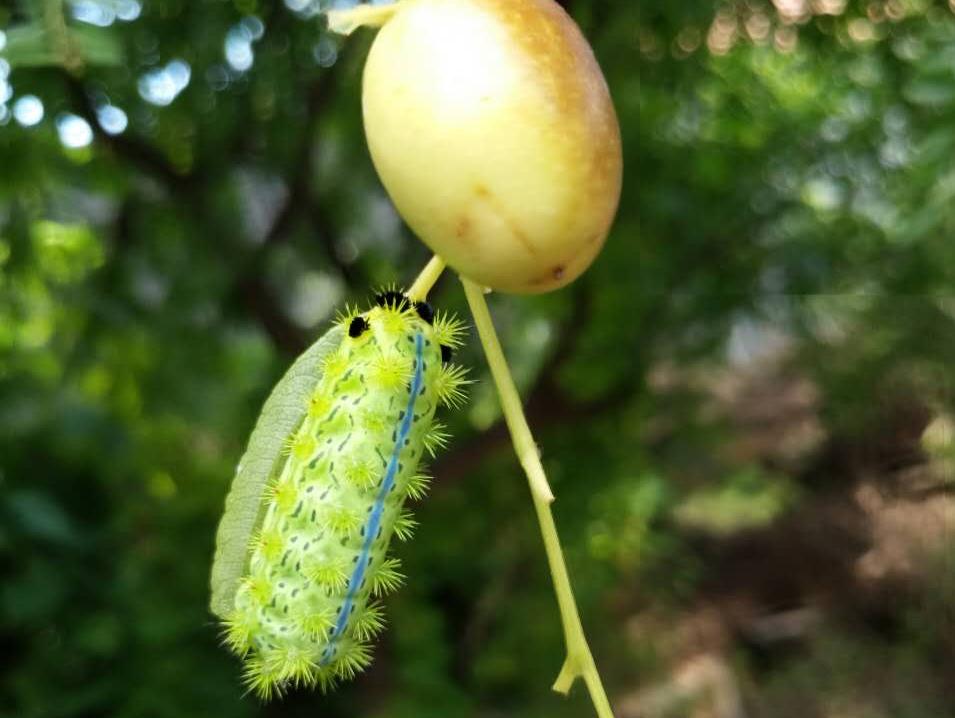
[320,331,425,665]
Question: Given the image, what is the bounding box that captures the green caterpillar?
[210,291,467,698]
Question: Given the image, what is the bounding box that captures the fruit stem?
[407,255,447,301]
[461,277,613,718]
[326,3,401,36]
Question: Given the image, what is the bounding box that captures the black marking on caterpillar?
[374,290,408,310]
[440,345,454,364]
[413,300,434,325]
[348,316,369,338]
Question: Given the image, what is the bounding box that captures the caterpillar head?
[340,291,469,411]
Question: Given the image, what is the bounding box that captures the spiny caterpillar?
[210,291,467,698]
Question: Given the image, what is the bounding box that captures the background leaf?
[2,25,59,68]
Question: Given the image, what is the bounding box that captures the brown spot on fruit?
[527,260,569,288]
[509,224,535,255]
[472,183,537,255]
[455,216,471,239]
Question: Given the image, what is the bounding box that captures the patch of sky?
[96,104,128,135]
[284,0,322,18]
[0,59,12,108]
[56,114,94,148]
[225,17,265,73]
[70,0,141,27]
[313,36,338,67]
[138,60,191,106]
[13,96,44,127]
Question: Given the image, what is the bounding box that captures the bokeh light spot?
[138,60,191,106]
[225,18,266,73]
[56,113,94,148]
[71,0,116,27]
[96,105,128,135]
[13,96,44,127]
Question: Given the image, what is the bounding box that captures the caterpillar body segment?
[217,296,467,698]
[210,327,345,620]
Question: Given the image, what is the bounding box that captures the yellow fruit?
[359,0,622,294]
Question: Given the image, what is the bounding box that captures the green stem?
[461,277,613,718]
[407,255,446,302]
[326,2,401,36]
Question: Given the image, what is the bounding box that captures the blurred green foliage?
[2,1,955,717]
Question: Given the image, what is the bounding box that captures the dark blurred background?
[2,1,955,716]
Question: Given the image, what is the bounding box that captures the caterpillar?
[209,291,467,699]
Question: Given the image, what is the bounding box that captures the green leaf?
[904,79,955,108]
[71,26,123,67]
[208,325,344,619]
[1,24,123,68]
[2,25,59,68]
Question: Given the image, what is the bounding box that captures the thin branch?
[236,69,355,353]
[462,277,612,716]
[61,72,196,189]
[235,274,309,355]
[433,282,638,484]
[260,70,339,249]
[406,256,446,301]
[59,30,349,356]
